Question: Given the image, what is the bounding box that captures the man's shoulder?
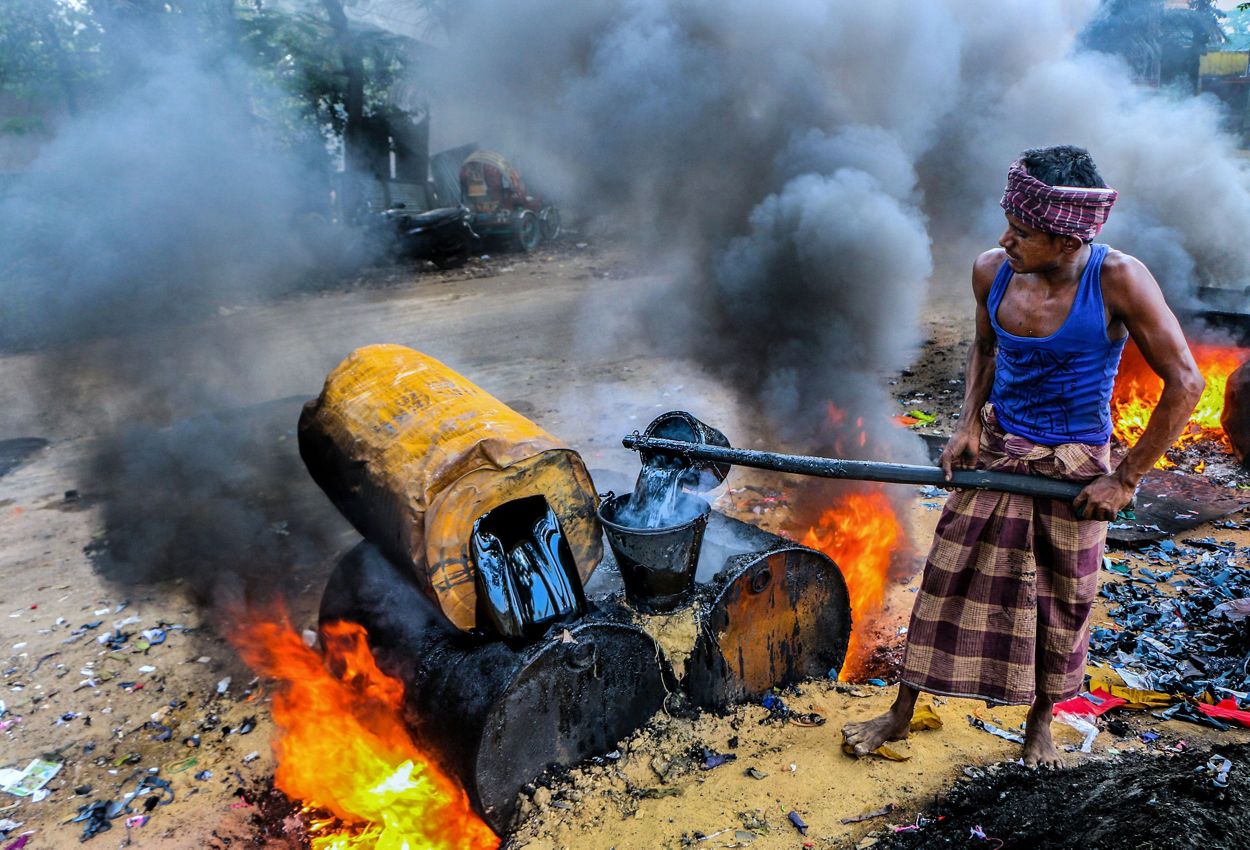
[976,247,1007,269]
[1098,247,1152,288]
[973,248,1006,282]
[1097,246,1162,314]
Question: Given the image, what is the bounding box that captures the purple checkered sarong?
[1000,161,1117,241]
[900,404,1111,706]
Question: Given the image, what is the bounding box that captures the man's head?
[1018,145,1107,190]
[999,145,1118,273]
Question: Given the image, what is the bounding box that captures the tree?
[1080,0,1225,91]
[0,1,101,124]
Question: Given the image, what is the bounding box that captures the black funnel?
[598,492,710,613]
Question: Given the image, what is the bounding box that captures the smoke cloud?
[0,20,355,596]
[7,0,1250,597]
[428,0,1250,459]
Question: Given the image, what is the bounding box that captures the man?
[842,146,1204,768]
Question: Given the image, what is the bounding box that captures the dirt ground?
[2,242,1249,849]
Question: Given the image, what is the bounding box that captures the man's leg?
[841,683,920,756]
[1023,694,1061,768]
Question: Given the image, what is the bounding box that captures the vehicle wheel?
[540,206,561,241]
[512,210,541,253]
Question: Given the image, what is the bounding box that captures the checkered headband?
[1000,160,1118,240]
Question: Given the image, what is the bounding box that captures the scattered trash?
[243,751,260,764]
[1198,755,1233,788]
[165,756,198,774]
[758,694,824,726]
[0,758,62,797]
[69,800,118,841]
[701,748,737,770]
[1155,702,1230,731]
[842,803,896,824]
[1196,699,1250,729]
[1055,712,1100,753]
[970,824,1004,848]
[194,770,212,781]
[1091,535,1250,700]
[1053,688,1127,718]
[787,810,809,835]
[216,677,231,695]
[910,702,943,731]
[744,767,768,780]
[842,739,910,761]
[968,715,1025,745]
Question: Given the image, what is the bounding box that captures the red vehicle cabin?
[459,150,560,252]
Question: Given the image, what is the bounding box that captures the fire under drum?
[319,541,670,834]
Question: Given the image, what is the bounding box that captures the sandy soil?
[2,243,1248,850]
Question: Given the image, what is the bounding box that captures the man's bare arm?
[1073,254,1204,519]
[941,251,1001,479]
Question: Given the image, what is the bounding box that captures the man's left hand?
[1072,473,1136,521]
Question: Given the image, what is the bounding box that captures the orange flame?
[230,609,498,850]
[801,491,903,680]
[1111,341,1246,467]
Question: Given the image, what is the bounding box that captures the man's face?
[998,212,1067,274]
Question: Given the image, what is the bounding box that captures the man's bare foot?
[1023,703,1063,769]
[842,708,912,757]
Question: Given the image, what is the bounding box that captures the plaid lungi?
[900,404,1111,706]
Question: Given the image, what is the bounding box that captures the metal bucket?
[598,492,711,613]
[641,411,732,491]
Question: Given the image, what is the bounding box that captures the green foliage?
[237,2,421,144]
[0,0,103,108]
[0,0,425,160]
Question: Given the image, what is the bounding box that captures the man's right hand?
[940,426,981,480]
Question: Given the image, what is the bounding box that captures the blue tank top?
[987,243,1127,446]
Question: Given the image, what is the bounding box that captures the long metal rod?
[622,434,1086,502]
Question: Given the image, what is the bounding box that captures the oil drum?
[587,510,851,709]
[299,344,602,632]
[319,541,671,834]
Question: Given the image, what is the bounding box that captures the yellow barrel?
[299,344,602,632]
